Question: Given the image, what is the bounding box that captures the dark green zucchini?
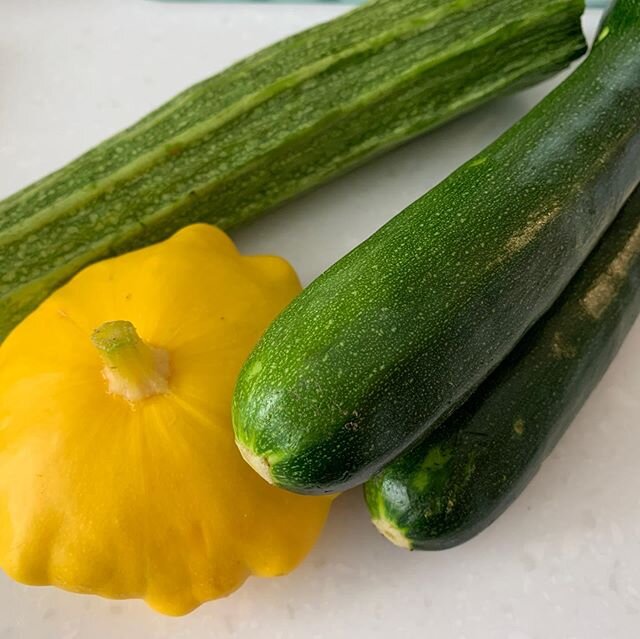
[365,183,640,549]
[0,0,587,342]
[233,0,640,494]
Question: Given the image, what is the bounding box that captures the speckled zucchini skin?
[0,0,586,341]
[233,0,640,494]
[365,183,640,549]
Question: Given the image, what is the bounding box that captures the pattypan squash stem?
[91,320,169,402]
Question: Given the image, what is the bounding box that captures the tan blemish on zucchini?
[582,223,640,319]
[236,441,275,485]
[513,418,525,436]
[551,331,577,359]
[505,206,560,256]
[371,517,412,550]
[491,205,561,267]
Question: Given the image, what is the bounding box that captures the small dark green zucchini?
[365,183,640,549]
[233,0,640,494]
[0,0,587,341]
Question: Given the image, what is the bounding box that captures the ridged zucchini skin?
[232,0,640,494]
[0,0,586,342]
[365,184,640,550]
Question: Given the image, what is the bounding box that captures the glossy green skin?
[365,184,640,549]
[233,0,640,494]
[0,0,586,342]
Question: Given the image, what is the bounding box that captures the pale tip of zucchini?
[236,440,275,485]
[372,517,413,550]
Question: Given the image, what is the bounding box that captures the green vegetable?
[365,183,640,549]
[232,0,640,495]
[0,0,586,342]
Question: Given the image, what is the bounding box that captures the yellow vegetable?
[0,225,332,615]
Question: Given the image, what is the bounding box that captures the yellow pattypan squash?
[0,224,332,615]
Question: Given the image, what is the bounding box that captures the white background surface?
[1,2,639,638]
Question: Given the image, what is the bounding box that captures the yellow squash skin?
[0,224,332,615]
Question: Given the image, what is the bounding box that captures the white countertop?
[1,2,639,638]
